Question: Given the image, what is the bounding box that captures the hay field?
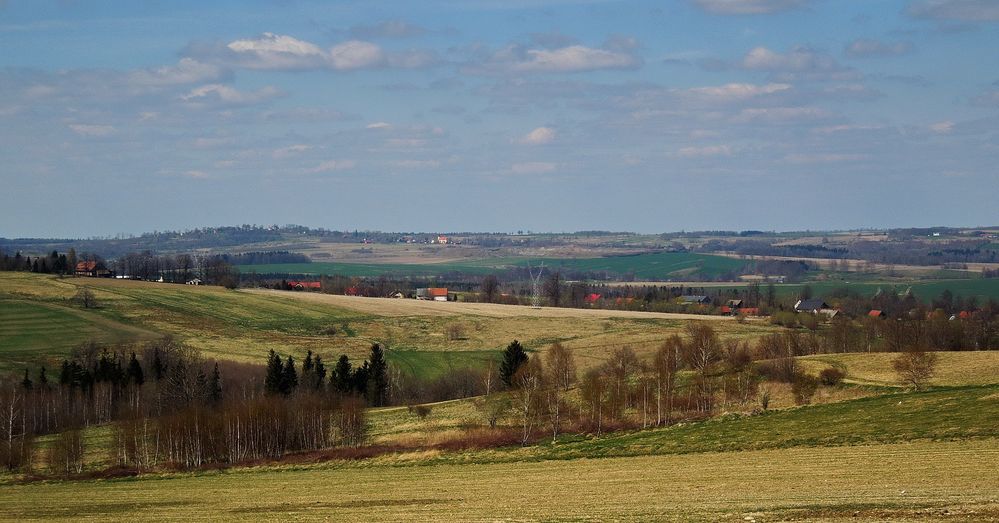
[1,440,996,521]
[800,351,999,387]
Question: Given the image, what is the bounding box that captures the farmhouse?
[288,281,321,291]
[416,287,449,301]
[868,309,885,318]
[186,278,203,285]
[679,295,711,305]
[794,298,829,313]
[74,261,111,278]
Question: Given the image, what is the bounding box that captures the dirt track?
[244,288,735,321]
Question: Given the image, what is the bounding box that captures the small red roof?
[868,310,885,317]
[720,306,732,314]
[76,261,97,271]
[584,293,601,304]
[738,307,760,316]
[958,310,972,319]
[345,286,359,296]
[428,287,448,297]
[288,281,321,289]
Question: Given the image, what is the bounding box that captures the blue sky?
[1,0,997,237]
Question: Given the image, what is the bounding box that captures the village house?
[288,281,321,291]
[74,261,111,278]
[679,295,711,305]
[416,287,449,301]
[793,298,829,313]
[186,278,203,285]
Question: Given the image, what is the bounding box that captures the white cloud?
[733,106,831,123]
[686,82,791,101]
[366,122,393,129]
[127,58,227,87]
[392,159,442,169]
[513,45,639,72]
[907,0,999,21]
[216,33,433,71]
[783,153,868,164]
[676,145,732,158]
[474,44,640,74]
[180,84,283,106]
[272,144,313,159]
[226,33,327,70]
[742,46,836,72]
[692,0,808,15]
[68,124,115,137]
[511,161,557,174]
[329,40,386,70]
[305,160,356,173]
[844,39,913,58]
[518,126,557,145]
[929,121,955,133]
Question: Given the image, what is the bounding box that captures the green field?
[237,252,746,280]
[4,385,999,521]
[0,300,157,371]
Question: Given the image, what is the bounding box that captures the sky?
[1,0,997,238]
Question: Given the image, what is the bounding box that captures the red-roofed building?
[417,287,449,301]
[720,305,733,315]
[738,307,761,316]
[868,310,885,318]
[288,281,321,291]
[345,286,359,296]
[75,261,111,278]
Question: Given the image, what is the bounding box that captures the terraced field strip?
[800,351,999,387]
[2,440,996,521]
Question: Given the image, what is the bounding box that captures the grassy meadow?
[4,384,999,521]
[0,272,771,374]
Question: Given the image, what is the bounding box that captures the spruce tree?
[313,355,326,390]
[38,366,48,389]
[366,343,388,406]
[280,356,298,395]
[209,363,223,404]
[152,348,166,381]
[332,354,353,393]
[21,369,32,390]
[126,352,144,386]
[499,340,528,388]
[264,350,283,394]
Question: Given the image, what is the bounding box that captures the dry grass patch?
[800,351,999,387]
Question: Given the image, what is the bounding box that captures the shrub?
[819,367,846,386]
[407,404,433,420]
[791,373,819,405]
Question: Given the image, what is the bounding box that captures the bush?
[819,367,846,386]
[791,373,819,405]
[407,404,433,420]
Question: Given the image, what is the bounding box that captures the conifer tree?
[313,355,326,390]
[366,343,388,406]
[126,352,144,386]
[38,366,49,389]
[264,350,284,395]
[332,354,353,393]
[152,348,166,381]
[209,363,223,404]
[500,340,529,388]
[281,356,298,395]
[22,369,32,390]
